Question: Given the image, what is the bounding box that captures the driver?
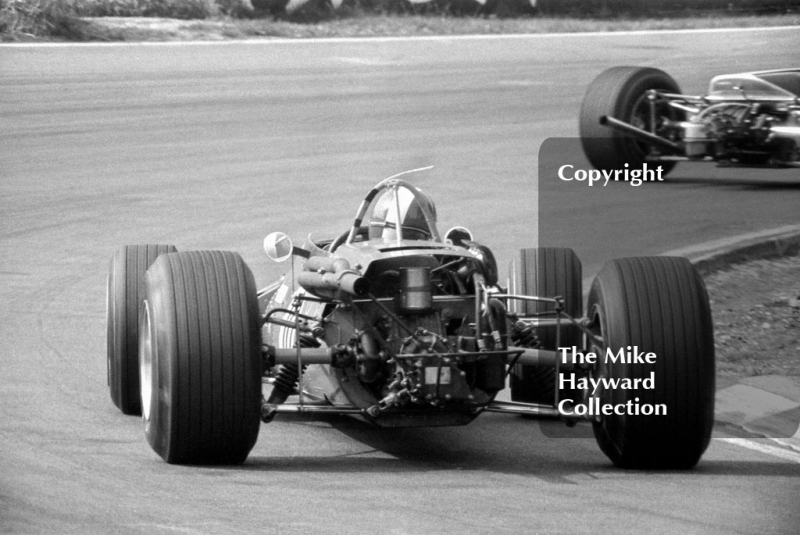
[368,187,438,241]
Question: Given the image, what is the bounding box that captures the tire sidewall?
[586,273,628,464]
[107,247,140,414]
[107,245,177,415]
[106,265,117,398]
[142,261,177,462]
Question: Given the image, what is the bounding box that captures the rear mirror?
[263,232,294,262]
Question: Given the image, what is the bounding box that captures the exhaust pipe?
[298,256,370,297]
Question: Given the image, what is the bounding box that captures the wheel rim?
[627,89,676,160]
[586,304,608,423]
[139,302,154,422]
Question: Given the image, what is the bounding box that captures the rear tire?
[509,248,582,404]
[587,256,715,469]
[140,251,262,465]
[580,66,681,176]
[107,244,176,415]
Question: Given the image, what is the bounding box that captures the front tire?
[107,244,176,415]
[580,66,682,176]
[509,248,582,404]
[587,256,715,469]
[141,251,262,465]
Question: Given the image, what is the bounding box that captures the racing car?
[107,171,715,469]
[579,67,800,176]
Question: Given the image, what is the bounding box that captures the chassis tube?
[770,125,800,144]
[520,318,571,328]
[270,404,364,415]
[271,346,569,368]
[273,347,335,365]
[509,347,573,370]
[600,115,681,152]
[485,400,562,418]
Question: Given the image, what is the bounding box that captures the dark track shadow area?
[667,174,800,190]
[235,413,800,479]
[243,412,608,480]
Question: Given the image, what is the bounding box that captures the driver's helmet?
[368,187,437,241]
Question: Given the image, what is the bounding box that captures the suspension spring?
[266,335,318,404]
[267,364,305,404]
[511,320,539,348]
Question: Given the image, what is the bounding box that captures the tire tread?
[589,256,714,469]
[144,251,261,465]
[510,248,582,403]
[108,244,176,415]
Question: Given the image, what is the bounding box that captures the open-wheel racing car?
[107,171,716,469]
[580,67,800,176]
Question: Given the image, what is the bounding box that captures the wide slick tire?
[579,66,681,176]
[587,256,715,469]
[509,248,582,404]
[107,244,176,415]
[140,251,262,465]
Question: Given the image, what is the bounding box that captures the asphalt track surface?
[2,27,800,533]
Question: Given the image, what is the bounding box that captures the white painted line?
[662,224,800,260]
[581,223,800,288]
[719,438,800,464]
[770,422,800,453]
[771,437,800,453]
[716,384,800,423]
[1,24,798,48]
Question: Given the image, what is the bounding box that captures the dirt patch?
[705,253,800,379]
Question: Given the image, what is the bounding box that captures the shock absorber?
[484,298,507,349]
[266,364,305,405]
[265,333,317,405]
[510,319,539,348]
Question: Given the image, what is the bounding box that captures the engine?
[260,244,513,427]
[681,102,800,165]
[321,261,508,423]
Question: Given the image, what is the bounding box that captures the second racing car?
[580,67,800,176]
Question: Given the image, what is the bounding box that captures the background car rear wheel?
[141,251,262,465]
[107,244,176,415]
[580,66,681,177]
[587,256,715,469]
[509,247,582,404]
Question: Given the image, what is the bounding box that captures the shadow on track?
[206,412,800,479]
[668,174,800,190]
[234,413,800,480]
[241,412,607,481]
[692,460,800,477]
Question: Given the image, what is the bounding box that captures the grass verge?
[1,0,799,42]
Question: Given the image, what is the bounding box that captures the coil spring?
[510,320,539,348]
[266,333,318,404]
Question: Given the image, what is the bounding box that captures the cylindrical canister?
[682,121,709,158]
[397,267,432,314]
